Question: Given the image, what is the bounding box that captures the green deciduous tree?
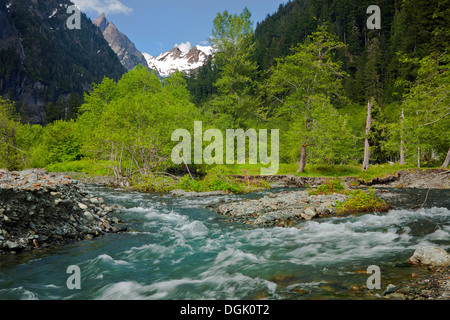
[391,53,450,167]
[266,24,354,172]
[77,67,199,185]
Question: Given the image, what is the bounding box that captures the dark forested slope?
[0,0,126,124]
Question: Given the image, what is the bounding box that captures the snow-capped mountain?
[143,42,213,77]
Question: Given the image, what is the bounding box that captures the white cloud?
[72,0,133,15]
[175,42,191,55]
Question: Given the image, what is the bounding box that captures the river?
[0,186,449,300]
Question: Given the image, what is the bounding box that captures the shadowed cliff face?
[0,1,126,124]
[93,13,149,71]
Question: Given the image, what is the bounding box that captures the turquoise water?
[0,187,449,300]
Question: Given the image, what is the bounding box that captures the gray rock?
[111,223,127,232]
[27,173,38,184]
[301,207,317,220]
[83,211,95,222]
[408,246,450,267]
[6,240,22,250]
[78,202,88,210]
[383,284,399,295]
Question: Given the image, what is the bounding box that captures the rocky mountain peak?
[93,12,108,32]
[93,13,148,71]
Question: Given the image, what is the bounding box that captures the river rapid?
[0,186,449,300]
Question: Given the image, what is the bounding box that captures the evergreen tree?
[44,102,61,124]
[208,7,260,128]
[67,92,83,120]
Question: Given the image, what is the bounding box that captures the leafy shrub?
[178,166,245,194]
[309,178,346,195]
[46,159,111,176]
[335,188,391,215]
[130,173,179,193]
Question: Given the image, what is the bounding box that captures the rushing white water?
[0,187,449,300]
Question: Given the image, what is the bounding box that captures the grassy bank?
[43,159,443,193]
[223,163,440,183]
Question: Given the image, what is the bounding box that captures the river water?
[0,187,449,300]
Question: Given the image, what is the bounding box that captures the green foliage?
[45,159,111,176]
[179,166,246,194]
[130,174,180,193]
[186,59,219,106]
[335,188,391,215]
[208,8,260,128]
[132,167,272,194]
[2,0,448,189]
[395,53,449,165]
[309,178,346,195]
[253,0,447,105]
[266,25,356,168]
[307,179,390,215]
[0,97,22,170]
[77,67,200,181]
[131,166,271,194]
[37,120,82,165]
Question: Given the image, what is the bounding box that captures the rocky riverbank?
[0,169,127,255]
[367,246,450,300]
[362,169,449,189]
[232,168,450,189]
[209,190,349,227]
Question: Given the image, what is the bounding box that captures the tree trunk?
[440,148,450,169]
[297,143,307,173]
[4,128,10,169]
[362,101,372,171]
[11,127,18,169]
[417,147,421,168]
[400,108,405,165]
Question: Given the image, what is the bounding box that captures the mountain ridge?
[143,42,213,77]
[93,13,149,71]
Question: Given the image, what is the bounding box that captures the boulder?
[301,207,317,220]
[408,246,450,267]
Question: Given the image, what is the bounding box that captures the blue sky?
[73,0,289,56]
